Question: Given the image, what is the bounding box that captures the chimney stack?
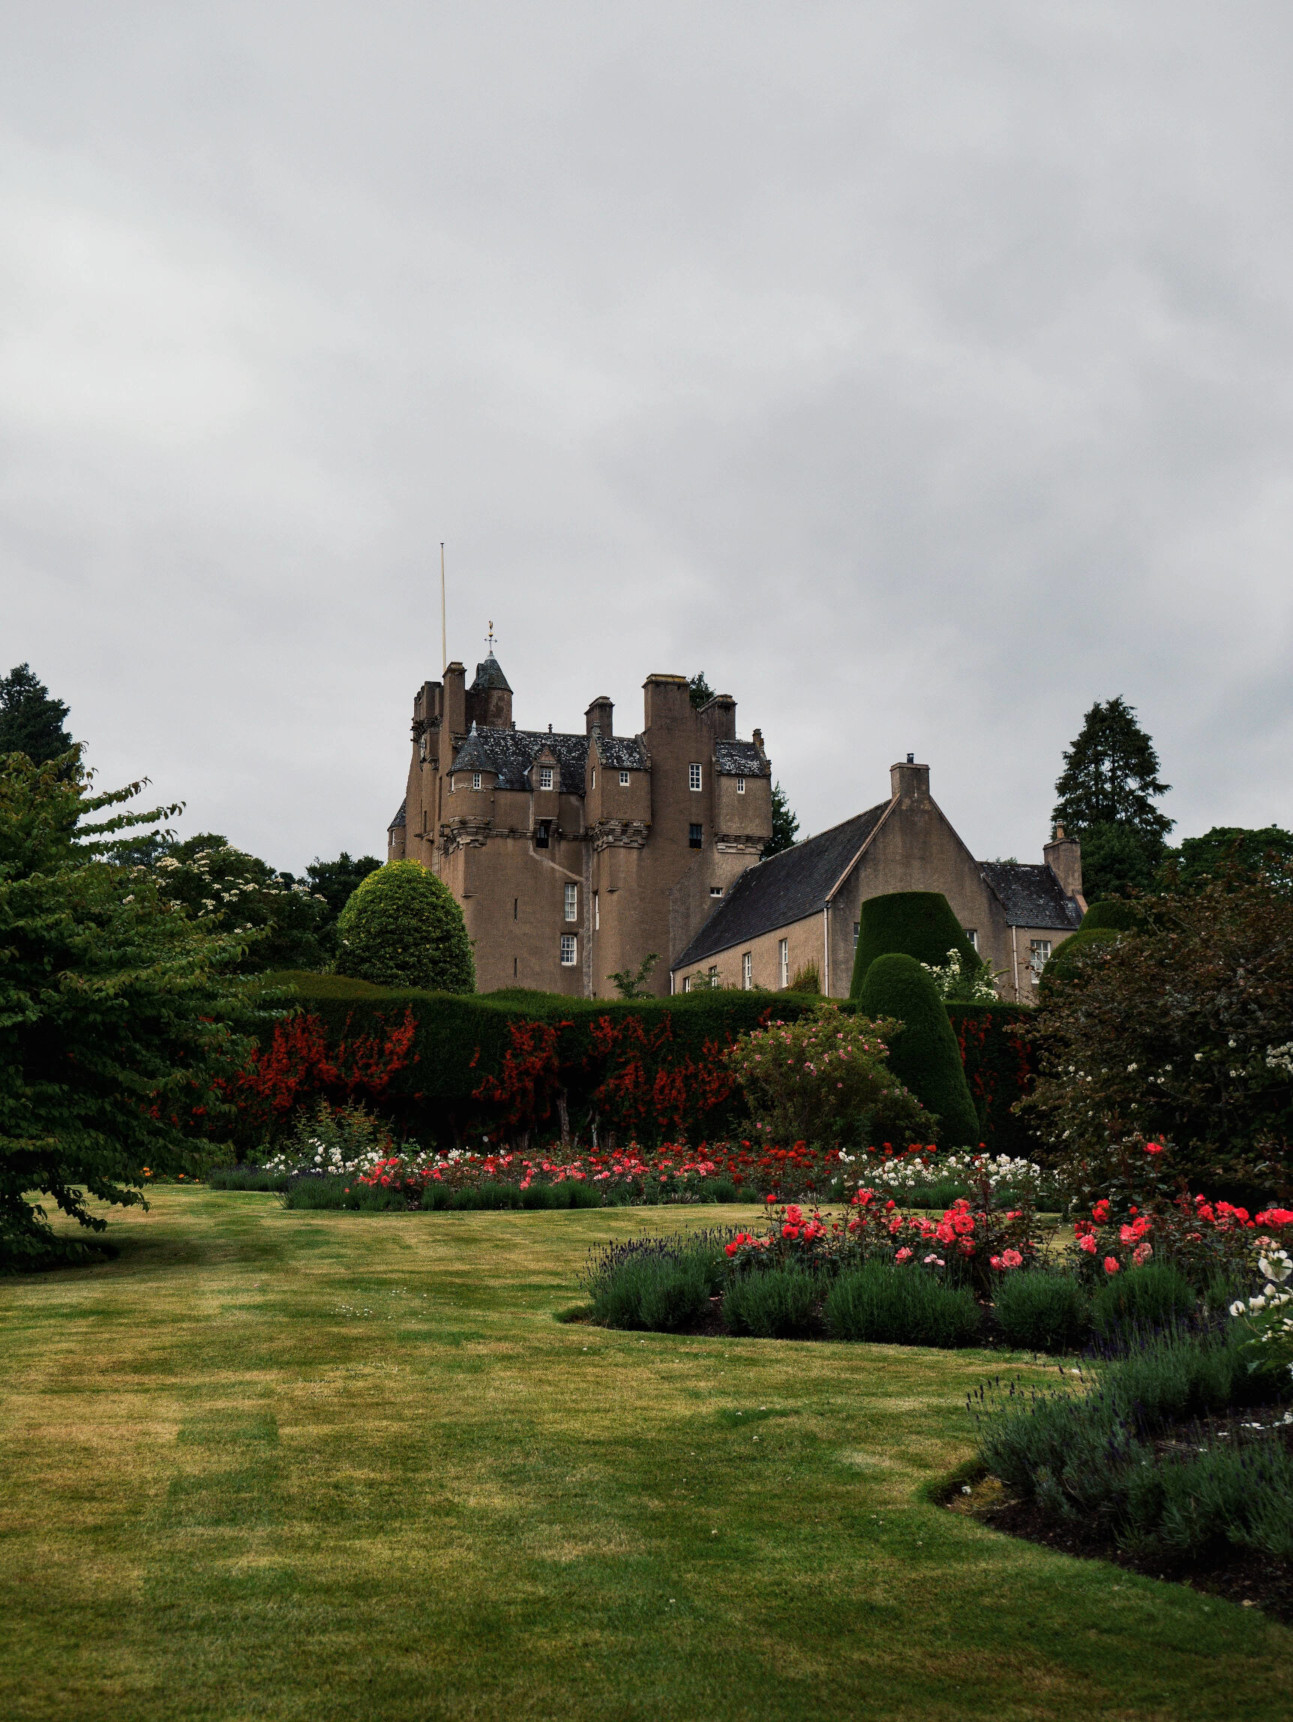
[1045,825,1084,902]
[890,759,931,803]
[585,696,614,737]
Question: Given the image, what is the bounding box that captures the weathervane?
[486,620,497,653]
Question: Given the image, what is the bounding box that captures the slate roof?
[388,797,406,830]
[673,803,890,970]
[593,734,649,770]
[471,652,512,692]
[447,726,590,793]
[715,739,769,778]
[980,862,1083,931]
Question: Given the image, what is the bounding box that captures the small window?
[591,768,596,789]
[736,775,745,794]
[778,937,789,989]
[853,921,861,949]
[472,771,481,791]
[710,885,723,897]
[688,763,702,792]
[513,956,518,978]
[742,951,752,990]
[539,766,554,791]
[513,898,518,921]
[689,823,703,849]
[683,974,693,993]
[1029,938,1051,979]
[560,934,577,966]
[535,820,551,849]
[564,882,578,922]
[593,890,599,930]
[965,928,979,951]
[619,770,630,787]
[707,965,719,989]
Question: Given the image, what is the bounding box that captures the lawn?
[1,1191,1289,1722]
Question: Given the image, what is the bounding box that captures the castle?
[388,654,1085,1001]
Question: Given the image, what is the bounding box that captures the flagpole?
[440,542,447,674]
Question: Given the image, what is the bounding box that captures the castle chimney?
[1045,826,1084,901]
[890,759,931,803]
[585,696,614,737]
[443,662,467,735]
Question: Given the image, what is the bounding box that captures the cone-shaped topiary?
[1080,899,1145,933]
[857,953,980,1146]
[334,860,475,991]
[849,891,980,997]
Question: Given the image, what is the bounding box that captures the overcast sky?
[4,2,1292,873]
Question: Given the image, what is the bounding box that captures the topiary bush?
[1080,900,1146,933]
[334,860,475,992]
[1091,1263,1197,1342]
[850,892,980,995]
[857,954,980,1146]
[1035,925,1121,994]
[823,1261,982,1348]
[994,1272,1090,1353]
[722,1267,818,1338]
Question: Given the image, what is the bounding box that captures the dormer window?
[688,763,703,792]
[736,775,745,793]
[539,766,554,791]
[619,770,630,786]
[472,772,481,791]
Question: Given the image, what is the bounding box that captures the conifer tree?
[763,782,799,859]
[687,670,716,709]
[0,664,72,766]
[1052,697,1172,898]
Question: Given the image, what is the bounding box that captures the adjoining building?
[388,653,772,995]
[388,656,1084,1002]
[667,759,1085,1003]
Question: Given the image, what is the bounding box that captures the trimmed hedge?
[246,974,1038,1153]
[857,954,981,1147]
[849,891,980,996]
[1080,899,1145,933]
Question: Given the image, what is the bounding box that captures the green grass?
[0,1193,1289,1722]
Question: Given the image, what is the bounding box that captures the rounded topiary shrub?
[1080,899,1146,933]
[857,953,980,1146]
[850,891,980,997]
[334,860,475,991]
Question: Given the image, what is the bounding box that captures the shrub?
[1036,924,1121,993]
[856,955,980,1146]
[1080,899,1146,933]
[993,1272,1090,1353]
[849,891,981,994]
[726,1004,932,1149]
[206,1166,290,1192]
[823,1261,982,1348]
[945,1002,1039,1159]
[722,1267,818,1338]
[1090,1263,1197,1341]
[583,1235,726,1331]
[282,1174,406,1210]
[335,861,474,992]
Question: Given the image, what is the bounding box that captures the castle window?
[514,898,518,921]
[564,882,578,922]
[689,823,703,849]
[710,885,723,896]
[853,922,860,948]
[535,820,551,849]
[742,951,752,990]
[778,938,789,989]
[707,966,719,989]
[591,768,596,788]
[560,934,577,966]
[539,766,554,791]
[1029,938,1051,979]
[965,928,978,951]
[683,974,693,993]
[736,775,745,793]
[472,772,481,791]
[593,890,599,930]
[619,770,630,786]
[689,763,703,792]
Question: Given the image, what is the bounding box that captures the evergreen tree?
[1164,825,1293,892]
[762,782,800,859]
[0,664,72,766]
[687,671,716,709]
[1052,697,1172,898]
[306,851,383,952]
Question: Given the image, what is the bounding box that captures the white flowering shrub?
[1231,1244,1293,1381]
[839,1147,1052,1204]
[920,947,999,1004]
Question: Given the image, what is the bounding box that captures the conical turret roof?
[471,651,512,693]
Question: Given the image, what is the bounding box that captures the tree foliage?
[0,664,72,767]
[1052,697,1173,898]
[0,753,261,1268]
[763,781,799,859]
[687,670,716,709]
[153,834,330,972]
[1025,874,1293,1191]
[305,851,383,951]
[335,860,475,992]
[1164,825,1293,893]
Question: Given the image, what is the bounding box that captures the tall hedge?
[335,860,474,992]
[857,954,981,1147]
[849,892,980,996]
